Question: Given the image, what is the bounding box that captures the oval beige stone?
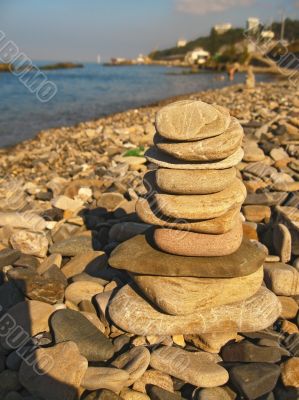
[155,117,243,161]
[64,281,104,305]
[150,346,229,387]
[155,167,237,194]
[108,235,266,278]
[108,285,281,335]
[155,100,230,141]
[153,218,243,256]
[131,266,263,315]
[145,147,244,170]
[154,178,246,220]
[136,198,241,234]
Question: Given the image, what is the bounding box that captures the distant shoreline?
[0,76,279,154]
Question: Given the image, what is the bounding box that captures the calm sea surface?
[0,63,273,147]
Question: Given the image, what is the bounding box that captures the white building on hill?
[177,39,187,48]
[247,17,260,33]
[185,48,210,65]
[214,23,232,35]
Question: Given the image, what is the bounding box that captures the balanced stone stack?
[108,100,281,338]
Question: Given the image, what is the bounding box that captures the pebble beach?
[0,79,299,400]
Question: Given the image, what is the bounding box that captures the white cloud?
[176,0,255,15]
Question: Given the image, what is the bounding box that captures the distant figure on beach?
[246,66,256,89]
[227,62,240,81]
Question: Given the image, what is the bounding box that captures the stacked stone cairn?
[108,100,281,388]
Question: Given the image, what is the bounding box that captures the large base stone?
[108,285,281,336]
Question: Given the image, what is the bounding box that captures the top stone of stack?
[155,99,231,141]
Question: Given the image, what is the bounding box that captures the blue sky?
[0,0,298,62]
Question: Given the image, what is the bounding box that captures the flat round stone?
[154,167,237,194]
[108,235,266,278]
[155,100,230,141]
[155,117,243,161]
[131,266,263,315]
[136,198,241,234]
[153,218,243,256]
[108,285,281,335]
[154,178,246,219]
[145,147,244,170]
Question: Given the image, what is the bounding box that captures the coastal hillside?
[150,18,299,61]
[150,28,244,60]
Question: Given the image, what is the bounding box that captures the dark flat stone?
[148,385,183,400]
[35,191,53,201]
[50,309,114,361]
[256,393,275,400]
[244,192,288,206]
[0,281,24,315]
[221,341,281,363]
[83,389,122,399]
[13,254,39,270]
[242,330,281,342]
[41,207,63,221]
[109,235,266,278]
[274,385,299,400]
[0,249,20,268]
[257,339,290,357]
[229,363,280,400]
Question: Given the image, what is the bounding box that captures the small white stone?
[10,230,48,257]
[46,221,57,230]
[76,187,92,201]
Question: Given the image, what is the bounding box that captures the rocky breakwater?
[108,100,281,391]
